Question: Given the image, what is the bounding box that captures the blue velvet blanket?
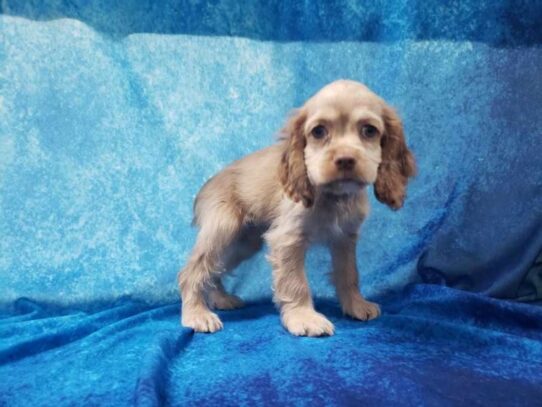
[1,1,542,405]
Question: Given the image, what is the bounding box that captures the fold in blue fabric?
[1,285,542,406]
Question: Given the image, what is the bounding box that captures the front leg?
[331,235,380,321]
[266,230,334,337]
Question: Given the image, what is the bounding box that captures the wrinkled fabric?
[1,1,542,405]
[2,285,542,406]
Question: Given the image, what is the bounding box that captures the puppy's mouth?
[322,178,367,194]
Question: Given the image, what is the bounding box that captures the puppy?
[179,80,416,336]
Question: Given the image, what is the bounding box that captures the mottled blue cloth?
[2,285,542,406]
[1,1,542,405]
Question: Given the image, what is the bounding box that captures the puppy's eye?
[311,125,328,139]
[361,125,379,139]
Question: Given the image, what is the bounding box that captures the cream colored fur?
[178,80,415,336]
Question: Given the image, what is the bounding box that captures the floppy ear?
[374,105,417,210]
[279,110,314,207]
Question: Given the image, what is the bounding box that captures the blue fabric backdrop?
[1,1,542,405]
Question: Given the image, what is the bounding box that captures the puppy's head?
[279,80,416,209]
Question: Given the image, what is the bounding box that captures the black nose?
[335,156,356,171]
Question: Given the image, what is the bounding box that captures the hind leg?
[207,225,264,310]
[207,277,244,310]
[178,212,242,333]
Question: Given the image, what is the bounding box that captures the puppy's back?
[193,143,286,228]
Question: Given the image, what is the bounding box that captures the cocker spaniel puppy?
[179,80,416,336]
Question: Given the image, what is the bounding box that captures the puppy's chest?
[304,211,357,243]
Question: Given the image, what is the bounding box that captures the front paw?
[182,307,223,333]
[282,307,335,337]
[343,298,381,321]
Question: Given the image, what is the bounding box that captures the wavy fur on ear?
[374,105,417,210]
[278,110,314,207]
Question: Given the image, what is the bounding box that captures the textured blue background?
[1,1,542,405]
